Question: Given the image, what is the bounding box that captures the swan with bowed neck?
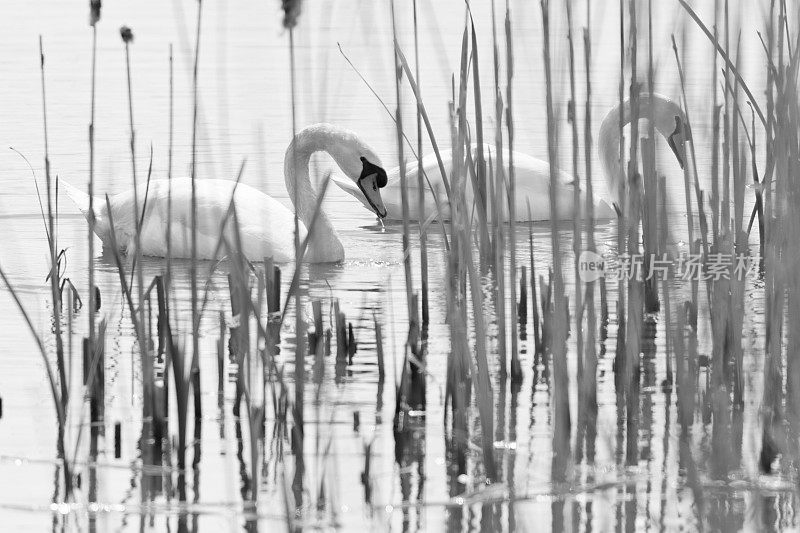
[61,124,388,263]
[332,93,686,221]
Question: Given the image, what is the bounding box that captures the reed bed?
[5,0,800,531]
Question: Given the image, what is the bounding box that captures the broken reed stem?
[218,311,225,410]
[527,201,542,354]
[39,35,71,500]
[374,313,385,383]
[658,176,673,386]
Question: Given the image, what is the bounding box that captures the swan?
[61,124,389,263]
[331,93,686,221]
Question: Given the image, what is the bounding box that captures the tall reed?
[38,35,72,500]
[87,0,100,388]
[412,0,429,325]
[540,0,570,492]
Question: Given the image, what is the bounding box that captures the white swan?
[61,124,388,263]
[332,93,686,221]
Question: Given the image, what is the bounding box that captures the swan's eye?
[372,183,377,191]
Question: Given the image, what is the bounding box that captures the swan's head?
[664,114,688,172]
[287,123,389,219]
[356,156,388,218]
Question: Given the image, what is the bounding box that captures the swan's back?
[404,145,577,221]
[107,178,301,261]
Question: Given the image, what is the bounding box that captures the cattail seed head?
[120,26,134,44]
[89,0,101,27]
[281,0,302,29]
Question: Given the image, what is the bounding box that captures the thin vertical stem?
[565,0,583,396]
[189,0,203,437]
[288,22,305,511]
[166,44,174,291]
[506,0,521,382]
[390,0,414,314]
[413,0,429,326]
[88,24,97,362]
[39,34,71,500]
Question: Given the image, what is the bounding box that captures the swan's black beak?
[667,115,687,170]
[357,156,388,219]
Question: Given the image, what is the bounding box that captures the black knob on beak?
[360,156,388,188]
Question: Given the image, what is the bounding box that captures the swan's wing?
[134,178,300,260]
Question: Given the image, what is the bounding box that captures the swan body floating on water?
[62,124,388,263]
[332,93,686,221]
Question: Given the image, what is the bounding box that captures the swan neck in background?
[597,93,685,210]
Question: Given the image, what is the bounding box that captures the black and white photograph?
[0,0,792,530]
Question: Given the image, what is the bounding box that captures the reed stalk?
[565,0,584,436]
[677,0,766,128]
[505,1,521,383]
[284,1,305,508]
[0,265,67,481]
[672,34,711,291]
[38,36,71,500]
[711,0,720,238]
[390,0,415,316]
[189,0,203,448]
[614,0,627,396]
[526,201,542,354]
[87,0,99,381]
[642,0,659,313]
[412,0,429,325]
[579,3,598,463]
[484,7,508,378]
[166,43,174,291]
[467,9,490,267]
[540,0,570,485]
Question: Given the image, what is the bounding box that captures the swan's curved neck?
[284,124,375,259]
[598,93,685,207]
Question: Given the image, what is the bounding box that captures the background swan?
[61,124,388,263]
[332,93,686,221]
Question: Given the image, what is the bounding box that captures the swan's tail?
[60,180,92,218]
[59,180,108,239]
